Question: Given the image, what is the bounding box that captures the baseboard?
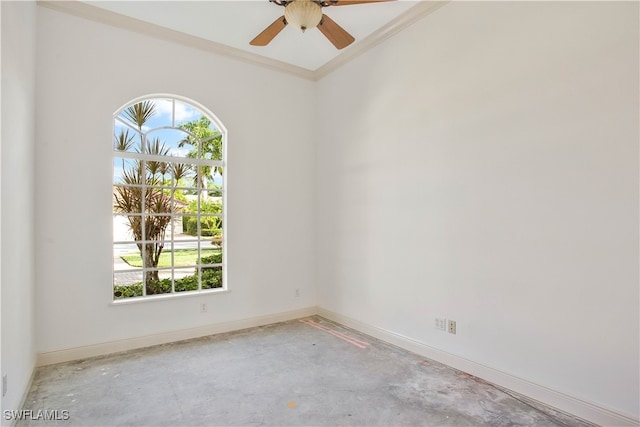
[318,307,639,427]
[36,306,318,367]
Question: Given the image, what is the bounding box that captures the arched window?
[112,95,226,300]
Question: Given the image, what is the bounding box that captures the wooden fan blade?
[250,16,287,46]
[317,14,355,49]
[323,0,396,6]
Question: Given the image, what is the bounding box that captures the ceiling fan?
[250,0,396,50]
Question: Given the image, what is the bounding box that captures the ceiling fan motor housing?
[284,0,323,32]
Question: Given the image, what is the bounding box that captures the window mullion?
[141,157,147,297]
[117,151,222,168]
[197,169,202,292]
[171,173,176,294]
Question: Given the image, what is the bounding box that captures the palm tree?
[114,129,135,152]
[113,101,188,290]
[123,100,157,131]
[114,129,135,173]
[178,116,223,192]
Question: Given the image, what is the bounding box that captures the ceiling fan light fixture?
[284,0,323,32]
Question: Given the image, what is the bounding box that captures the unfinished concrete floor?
[20,317,594,426]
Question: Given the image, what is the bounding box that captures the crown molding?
[37,1,449,82]
[314,1,449,80]
[37,0,317,80]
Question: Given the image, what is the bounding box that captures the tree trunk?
[143,243,160,285]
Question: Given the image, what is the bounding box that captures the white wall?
[34,7,316,353]
[23,1,640,423]
[316,1,639,420]
[1,0,37,421]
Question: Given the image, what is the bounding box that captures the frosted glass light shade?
[285,0,323,32]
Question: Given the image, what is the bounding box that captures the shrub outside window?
[112,96,226,300]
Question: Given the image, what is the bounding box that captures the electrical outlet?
[295,288,300,298]
[200,303,207,313]
[448,320,457,334]
[2,374,7,397]
[435,317,447,331]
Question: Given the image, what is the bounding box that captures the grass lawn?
[121,248,220,268]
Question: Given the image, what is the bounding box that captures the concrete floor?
[19,317,594,426]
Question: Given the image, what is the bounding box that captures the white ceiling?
[80,1,421,71]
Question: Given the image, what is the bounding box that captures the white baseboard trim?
[317,307,639,427]
[36,306,318,367]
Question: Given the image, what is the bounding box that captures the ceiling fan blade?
[317,14,355,49]
[322,0,396,6]
[250,16,287,46]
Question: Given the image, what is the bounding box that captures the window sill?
[110,287,230,306]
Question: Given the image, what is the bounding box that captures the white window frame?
[112,94,227,302]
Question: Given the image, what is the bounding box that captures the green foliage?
[113,269,223,300]
[184,220,217,236]
[201,253,223,272]
[201,253,222,265]
[187,199,222,214]
[178,116,223,187]
[113,283,143,299]
[201,270,222,289]
[174,189,188,203]
[183,218,221,236]
[207,184,222,197]
[161,188,188,203]
[178,116,223,160]
[182,199,223,236]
